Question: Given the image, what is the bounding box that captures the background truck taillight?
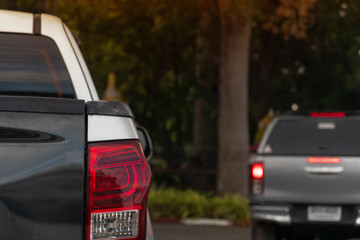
[86,140,151,240]
[250,163,264,195]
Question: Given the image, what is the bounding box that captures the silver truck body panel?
[63,24,99,100]
[87,115,138,142]
[0,10,33,34]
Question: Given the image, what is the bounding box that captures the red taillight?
[251,163,264,179]
[86,140,151,240]
[307,157,341,164]
[310,112,345,117]
[250,163,264,195]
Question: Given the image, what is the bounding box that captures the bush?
[147,187,250,224]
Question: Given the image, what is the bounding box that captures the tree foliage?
[262,0,317,40]
[250,0,360,127]
[3,0,360,192]
[55,0,199,162]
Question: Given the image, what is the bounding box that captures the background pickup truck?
[0,10,153,240]
[250,112,360,240]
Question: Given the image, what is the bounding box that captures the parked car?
[0,10,153,240]
[250,112,360,240]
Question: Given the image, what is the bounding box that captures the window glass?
[264,117,360,156]
[0,33,75,98]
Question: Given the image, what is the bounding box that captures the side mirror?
[136,126,153,161]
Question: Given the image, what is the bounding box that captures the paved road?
[153,223,251,240]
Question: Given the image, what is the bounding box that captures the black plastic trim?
[86,100,134,118]
[71,31,81,47]
[0,96,85,114]
[33,13,41,35]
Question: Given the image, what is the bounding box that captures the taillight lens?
[310,112,345,117]
[251,163,264,179]
[87,140,151,240]
[250,163,264,195]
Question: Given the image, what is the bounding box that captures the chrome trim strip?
[87,115,138,142]
[304,166,344,174]
[251,206,290,213]
[250,206,291,224]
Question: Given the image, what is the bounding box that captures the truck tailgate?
[0,96,85,240]
[264,155,360,204]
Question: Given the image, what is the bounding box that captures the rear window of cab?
[261,117,360,156]
[0,33,75,98]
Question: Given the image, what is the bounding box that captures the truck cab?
[0,10,153,240]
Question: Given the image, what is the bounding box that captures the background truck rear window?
[0,33,75,98]
[263,118,360,156]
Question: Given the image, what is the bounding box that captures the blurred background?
[1,0,360,229]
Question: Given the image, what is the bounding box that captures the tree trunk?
[193,0,219,174]
[217,0,251,195]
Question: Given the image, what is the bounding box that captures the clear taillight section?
[87,140,151,240]
[250,163,264,195]
[91,210,139,239]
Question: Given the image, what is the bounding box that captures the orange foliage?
[262,0,317,40]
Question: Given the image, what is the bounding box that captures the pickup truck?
[250,112,360,240]
[0,10,153,240]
